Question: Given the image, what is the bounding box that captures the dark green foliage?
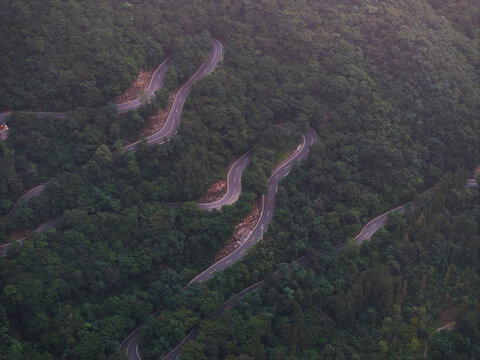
[0,0,209,110]
[0,0,479,359]
[185,182,480,359]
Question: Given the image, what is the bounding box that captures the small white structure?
[0,123,9,141]
[466,178,478,188]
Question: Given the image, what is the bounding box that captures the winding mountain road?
[123,40,223,151]
[160,164,475,359]
[1,56,171,205]
[167,150,254,211]
[198,150,254,210]
[120,129,318,360]
[0,218,58,257]
[187,129,318,285]
[3,40,222,214]
[353,185,439,243]
[116,57,172,113]
[0,55,171,123]
[1,40,224,256]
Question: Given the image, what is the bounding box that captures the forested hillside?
[0,0,210,109]
[0,0,479,359]
[182,177,480,359]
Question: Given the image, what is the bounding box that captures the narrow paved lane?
[353,205,406,243]
[2,40,224,258]
[187,129,318,285]
[163,255,310,360]
[116,56,171,113]
[0,56,171,121]
[122,40,223,151]
[353,185,438,243]
[198,150,254,210]
[120,129,318,360]
[6,183,47,217]
[0,218,59,257]
[1,56,172,206]
[2,41,221,213]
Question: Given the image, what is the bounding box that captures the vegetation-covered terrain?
[177,168,480,360]
[0,0,479,359]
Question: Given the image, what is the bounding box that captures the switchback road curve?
[122,40,223,151]
[187,129,318,285]
[3,40,222,214]
[0,56,171,124]
[1,40,224,255]
[162,175,476,358]
[167,150,254,211]
[353,185,438,243]
[1,54,171,206]
[198,150,254,210]
[120,129,318,360]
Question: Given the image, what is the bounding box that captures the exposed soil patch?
[197,158,237,204]
[213,198,262,262]
[114,69,155,104]
[198,181,227,204]
[140,93,176,138]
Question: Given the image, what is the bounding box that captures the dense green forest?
[181,177,480,359]
[1,0,479,359]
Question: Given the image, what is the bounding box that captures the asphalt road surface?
[198,150,254,210]
[6,183,47,217]
[122,39,223,151]
[5,41,223,217]
[353,205,406,243]
[0,57,171,122]
[2,40,223,260]
[120,129,318,360]
[162,255,310,360]
[1,56,172,206]
[0,218,59,257]
[116,56,171,113]
[353,185,439,243]
[186,129,318,286]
